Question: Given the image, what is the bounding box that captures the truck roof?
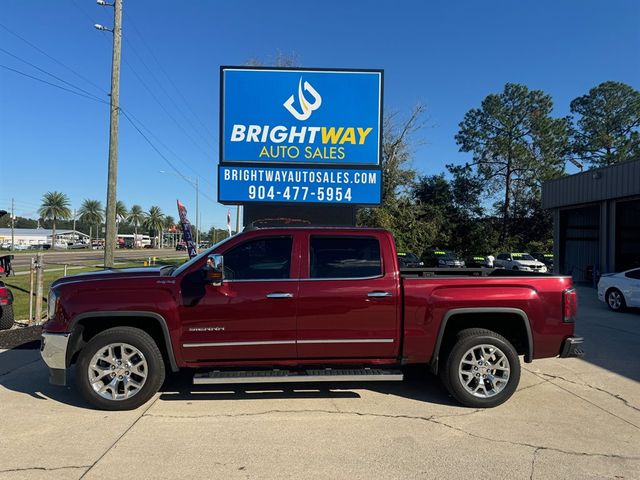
[243,225,389,232]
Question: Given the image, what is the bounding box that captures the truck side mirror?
[204,254,224,286]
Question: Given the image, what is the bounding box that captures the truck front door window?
[224,236,293,280]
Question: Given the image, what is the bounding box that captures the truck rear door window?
[224,236,293,280]
[310,236,381,279]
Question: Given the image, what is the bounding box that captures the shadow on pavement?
[0,348,92,409]
[158,366,457,406]
[0,345,456,409]
[574,286,640,382]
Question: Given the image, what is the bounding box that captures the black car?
[423,250,465,268]
[531,252,554,268]
[397,251,424,268]
[465,255,492,268]
[0,281,14,330]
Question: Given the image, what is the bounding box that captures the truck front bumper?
[40,332,70,386]
[560,336,584,358]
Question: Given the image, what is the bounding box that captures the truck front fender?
[69,311,179,372]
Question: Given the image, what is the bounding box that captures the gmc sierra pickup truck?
[41,227,583,411]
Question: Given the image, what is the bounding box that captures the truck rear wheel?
[443,328,520,408]
[76,327,165,411]
[0,305,14,330]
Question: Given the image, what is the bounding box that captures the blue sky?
[1,0,639,230]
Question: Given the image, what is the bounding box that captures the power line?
[0,21,108,96]
[120,109,217,204]
[66,4,217,187]
[1,25,217,193]
[0,47,107,102]
[121,108,215,189]
[124,13,216,144]
[0,64,109,105]
[121,54,214,162]
[122,31,215,151]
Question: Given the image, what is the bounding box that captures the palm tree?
[164,215,176,248]
[38,191,71,250]
[115,200,128,239]
[143,206,165,248]
[115,200,128,224]
[78,199,104,245]
[127,204,144,247]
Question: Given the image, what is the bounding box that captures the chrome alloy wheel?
[88,343,148,401]
[608,290,622,310]
[458,344,510,398]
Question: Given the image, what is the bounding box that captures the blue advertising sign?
[221,67,382,166]
[218,166,381,205]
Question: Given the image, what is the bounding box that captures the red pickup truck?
[41,227,583,411]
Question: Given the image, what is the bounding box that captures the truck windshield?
[512,253,535,261]
[171,236,235,277]
[435,251,458,260]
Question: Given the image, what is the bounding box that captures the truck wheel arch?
[430,307,533,374]
[68,311,179,372]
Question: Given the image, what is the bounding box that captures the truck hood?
[514,260,545,268]
[51,266,166,288]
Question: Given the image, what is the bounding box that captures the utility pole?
[235,205,241,235]
[195,177,199,247]
[96,0,122,268]
[72,209,77,241]
[10,198,15,251]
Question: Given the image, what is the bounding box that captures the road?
[8,249,190,269]
[0,286,638,479]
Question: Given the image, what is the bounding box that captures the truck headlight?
[48,290,59,320]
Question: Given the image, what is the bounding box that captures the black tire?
[512,266,519,271]
[606,288,626,312]
[443,328,520,408]
[76,327,165,411]
[0,304,14,330]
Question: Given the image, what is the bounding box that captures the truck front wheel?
[76,327,165,411]
[443,328,520,408]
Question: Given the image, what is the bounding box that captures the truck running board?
[193,368,403,385]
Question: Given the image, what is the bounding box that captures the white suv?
[495,253,548,273]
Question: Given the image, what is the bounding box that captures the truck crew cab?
[41,227,583,410]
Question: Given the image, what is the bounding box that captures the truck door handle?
[266,292,294,299]
[368,291,393,298]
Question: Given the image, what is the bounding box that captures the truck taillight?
[0,287,7,305]
[563,288,577,323]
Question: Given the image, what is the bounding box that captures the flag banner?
[177,200,198,258]
[227,208,232,235]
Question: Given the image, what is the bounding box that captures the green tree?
[413,172,495,255]
[359,198,444,256]
[127,205,144,244]
[144,206,165,248]
[455,83,569,244]
[570,81,640,167]
[38,191,71,249]
[115,200,128,238]
[164,215,176,248]
[380,105,425,203]
[208,226,231,245]
[357,105,430,254]
[115,201,128,223]
[78,199,104,244]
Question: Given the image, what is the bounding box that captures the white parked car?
[494,253,548,273]
[597,268,640,312]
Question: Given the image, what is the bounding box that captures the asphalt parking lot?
[0,286,638,479]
